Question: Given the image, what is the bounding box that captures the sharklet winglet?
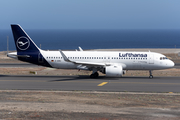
[59,50,72,62]
[78,47,83,51]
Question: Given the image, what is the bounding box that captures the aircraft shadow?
[0,74,165,82]
[48,75,156,82]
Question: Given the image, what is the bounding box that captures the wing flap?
[75,61,105,66]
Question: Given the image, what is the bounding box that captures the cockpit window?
[160,57,168,60]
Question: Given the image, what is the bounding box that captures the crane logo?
[16,37,30,50]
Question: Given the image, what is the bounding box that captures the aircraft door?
[149,54,154,64]
[38,53,44,63]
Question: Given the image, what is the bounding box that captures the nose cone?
[168,60,175,68]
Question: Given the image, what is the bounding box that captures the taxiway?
[0,75,180,92]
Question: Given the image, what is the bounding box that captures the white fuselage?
[39,50,174,70]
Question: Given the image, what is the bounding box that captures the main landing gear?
[149,70,153,79]
[90,72,99,78]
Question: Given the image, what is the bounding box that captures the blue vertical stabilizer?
[10,24,51,67]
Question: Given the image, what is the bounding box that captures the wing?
[59,50,107,69]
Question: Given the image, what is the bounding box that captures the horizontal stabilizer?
[7,53,30,58]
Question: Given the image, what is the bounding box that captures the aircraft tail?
[10,24,51,67]
[11,24,40,53]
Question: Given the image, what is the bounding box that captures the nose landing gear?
[149,70,153,79]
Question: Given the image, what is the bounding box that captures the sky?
[0,0,180,29]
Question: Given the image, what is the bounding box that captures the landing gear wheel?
[149,75,153,79]
[149,70,153,79]
[90,72,99,78]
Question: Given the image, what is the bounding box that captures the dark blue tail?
[11,24,40,53]
[11,24,51,67]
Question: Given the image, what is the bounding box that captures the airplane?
[7,24,175,78]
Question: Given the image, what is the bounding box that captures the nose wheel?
[149,70,153,79]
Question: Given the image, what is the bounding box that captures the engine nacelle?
[105,65,123,77]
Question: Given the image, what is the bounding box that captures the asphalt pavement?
[0,75,180,92]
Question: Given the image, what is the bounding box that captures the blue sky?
[0,0,180,29]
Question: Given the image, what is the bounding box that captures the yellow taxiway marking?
[98,82,108,86]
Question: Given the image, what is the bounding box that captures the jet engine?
[105,65,123,77]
